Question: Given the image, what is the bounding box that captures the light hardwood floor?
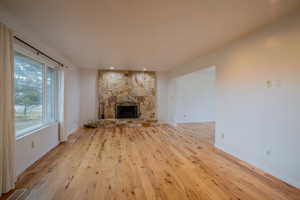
[3,123,300,200]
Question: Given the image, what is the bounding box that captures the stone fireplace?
[98,70,157,122]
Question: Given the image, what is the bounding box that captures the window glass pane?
[14,52,44,136]
[47,67,57,121]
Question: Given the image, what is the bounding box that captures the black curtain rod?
[14,36,65,67]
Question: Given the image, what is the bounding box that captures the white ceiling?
[1,0,300,71]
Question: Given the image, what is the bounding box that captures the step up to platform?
[96,119,159,128]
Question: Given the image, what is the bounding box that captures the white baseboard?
[68,125,79,136]
[166,121,177,127]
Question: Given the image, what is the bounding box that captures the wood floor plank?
[2,123,300,200]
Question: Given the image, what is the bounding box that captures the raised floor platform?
[96,119,159,128]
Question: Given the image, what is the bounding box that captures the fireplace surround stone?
[98,70,157,121]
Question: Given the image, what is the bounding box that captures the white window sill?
[16,122,59,141]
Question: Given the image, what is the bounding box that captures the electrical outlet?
[31,141,35,149]
[184,114,187,118]
[266,80,272,88]
[266,150,271,156]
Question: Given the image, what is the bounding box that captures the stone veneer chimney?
[98,70,157,121]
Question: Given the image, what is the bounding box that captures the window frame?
[14,44,60,139]
[46,66,59,122]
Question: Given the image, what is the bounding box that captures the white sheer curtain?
[58,69,67,142]
[0,23,16,195]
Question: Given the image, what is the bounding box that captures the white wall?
[166,12,300,188]
[65,67,81,136]
[167,78,177,126]
[175,67,215,123]
[215,13,300,189]
[156,72,169,123]
[1,6,81,175]
[79,69,98,125]
[16,124,59,176]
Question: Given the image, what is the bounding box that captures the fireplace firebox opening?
[116,102,139,119]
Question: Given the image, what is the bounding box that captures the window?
[14,52,58,137]
[47,67,57,121]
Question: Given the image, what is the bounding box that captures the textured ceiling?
[1,0,300,71]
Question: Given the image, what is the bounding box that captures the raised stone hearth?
[97,119,158,128]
